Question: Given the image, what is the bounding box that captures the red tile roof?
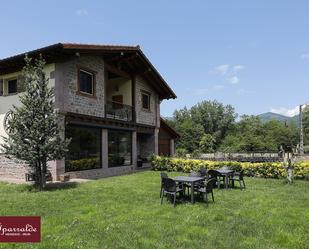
[0,43,176,99]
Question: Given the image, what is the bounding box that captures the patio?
[0,171,308,249]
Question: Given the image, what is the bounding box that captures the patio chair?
[229,170,246,189]
[207,170,224,189]
[160,178,183,206]
[189,171,202,177]
[160,172,168,198]
[198,167,208,177]
[194,178,216,206]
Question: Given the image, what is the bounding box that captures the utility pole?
[299,104,304,155]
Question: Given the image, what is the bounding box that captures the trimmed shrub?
[150,155,309,180]
[66,157,101,171]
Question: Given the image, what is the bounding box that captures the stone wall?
[65,165,135,179]
[55,56,105,117]
[0,155,60,181]
[135,76,159,127]
[0,155,29,180]
[55,57,160,128]
[295,155,309,162]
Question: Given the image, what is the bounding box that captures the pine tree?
[1,56,70,190]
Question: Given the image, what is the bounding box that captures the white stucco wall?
[106,77,132,106]
[0,64,55,145]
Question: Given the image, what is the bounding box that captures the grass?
[0,171,308,249]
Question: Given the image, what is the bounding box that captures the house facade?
[0,43,177,181]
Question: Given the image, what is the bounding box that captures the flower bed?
[150,155,309,180]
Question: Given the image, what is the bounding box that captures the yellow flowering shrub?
[150,155,309,180]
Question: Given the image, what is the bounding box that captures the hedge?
[150,155,309,180]
[66,157,101,172]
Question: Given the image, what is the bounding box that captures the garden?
[0,170,308,249]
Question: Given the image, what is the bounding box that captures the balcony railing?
[105,101,134,122]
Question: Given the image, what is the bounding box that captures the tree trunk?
[34,162,41,190]
[41,160,47,189]
[38,161,43,191]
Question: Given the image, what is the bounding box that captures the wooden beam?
[104,62,131,79]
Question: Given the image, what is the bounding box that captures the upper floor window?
[8,79,17,94]
[78,69,95,96]
[141,91,151,110]
[0,78,18,96]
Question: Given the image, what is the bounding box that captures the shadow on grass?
[25,181,79,192]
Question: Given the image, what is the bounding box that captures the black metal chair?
[160,172,168,198]
[194,178,216,206]
[198,167,208,177]
[189,171,202,177]
[229,170,246,189]
[207,170,224,189]
[160,178,183,206]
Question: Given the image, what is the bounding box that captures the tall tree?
[1,56,70,190]
[190,100,237,147]
[302,105,309,146]
[220,116,298,153]
[175,119,204,153]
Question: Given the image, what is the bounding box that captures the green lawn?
[0,171,308,249]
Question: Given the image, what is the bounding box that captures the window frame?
[77,68,96,98]
[65,124,102,172]
[141,90,151,111]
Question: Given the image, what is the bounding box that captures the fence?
[193,152,282,163]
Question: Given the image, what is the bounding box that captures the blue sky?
[1,0,309,117]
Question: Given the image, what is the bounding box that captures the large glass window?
[65,125,101,172]
[8,79,17,94]
[108,130,132,167]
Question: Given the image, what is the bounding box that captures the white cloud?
[270,106,299,117]
[76,9,89,16]
[213,64,245,84]
[232,65,245,73]
[214,64,230,75]
[301,54,309,60]
[227,76,239,84]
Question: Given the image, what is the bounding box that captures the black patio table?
[173,176,205,203]
[217,169,235,189]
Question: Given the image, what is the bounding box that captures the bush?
[304,146,309,154]
[66,157,101,171]
[175,148,187,158]
[150,156,309,180]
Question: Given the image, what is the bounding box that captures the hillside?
[258,112,299,125]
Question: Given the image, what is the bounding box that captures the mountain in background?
[164,112,300,125]
[258,112,299,125]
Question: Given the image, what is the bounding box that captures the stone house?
[0,43,178,181]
